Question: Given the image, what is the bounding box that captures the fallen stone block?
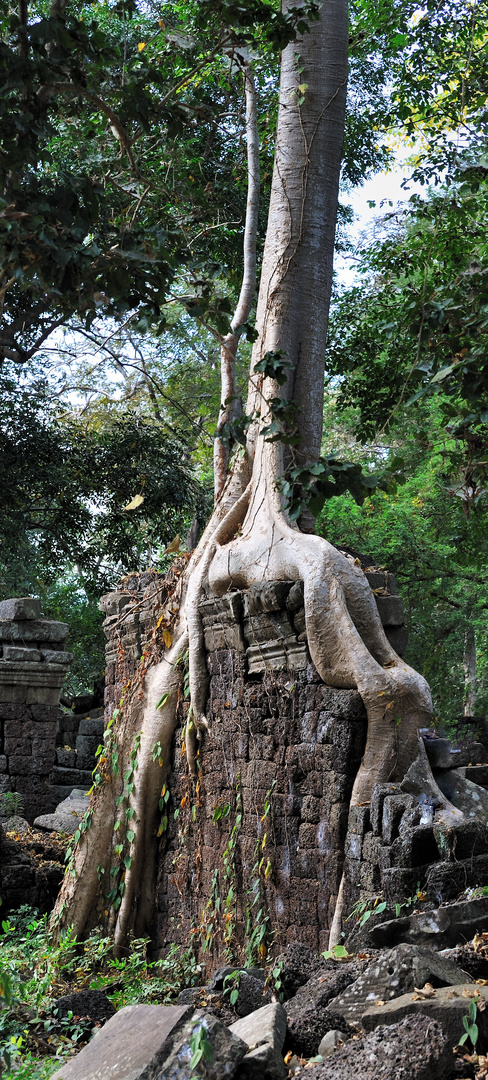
[302,1014,452,1080]
[435,767,488,820]
[368,897,488,949]
[274,942,324,999]
[229,1002,287,1054]
[285,965,356,1056]
[328,943,472,1023]
[234,1042,287,1079]
[154,1010,247,1079]
[34,789,91,835]
[50,1003,193,1080]
[362,983,488,1049]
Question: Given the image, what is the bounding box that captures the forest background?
[1,0,487,726]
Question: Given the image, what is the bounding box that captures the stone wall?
[100,558,410,960]
[0,598,72,822]
[50,707,104,805]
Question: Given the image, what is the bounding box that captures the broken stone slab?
[434,767,488,820]
[440,946,488,981]
[229,1003,287,1054]
[368,897,488,949]
[50,1003,193,1080]
[0,597,41,621]
[2,644,41,662]
[234,1042,287,1080]
[301,1014,451,1080]
[153,1010,247,1080]
[34,789,91,835]
[0,619,69,642]
[362,983,488,1049]
[328,943,472,1023]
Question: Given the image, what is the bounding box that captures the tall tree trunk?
[51,0,464,950]
[464,624,477,716]
[214,60,260,500]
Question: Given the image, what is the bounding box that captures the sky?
[336,158,422,288]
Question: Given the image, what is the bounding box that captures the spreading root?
[52,443,465,948]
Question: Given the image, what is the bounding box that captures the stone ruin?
[0,596,104,913]
[99,556,488,962]
[0,596,72,821]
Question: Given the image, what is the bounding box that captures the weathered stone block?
[76,734,101,769]
[0,597,41,620]
[99,591,133,617]
[0,755,7,772]
[243,581,292,616]
[2,645,41,662]
[50,1003,193,1080]
[78,716,104,736]
[328,943,471,1024]
[50,766,93,787]
[370,783,403,835]
[384,626,409,656]
[0,620,69,642]
[244,610,295,646]
[382,794,416,845]
[375,595,405,626]
[246,639,308,674]
[362,983,488,1050]
[286,581,304,611]
[200,593,246,653]
[56,748,77,768]
[390,825,440,869]
[364,571,398,595]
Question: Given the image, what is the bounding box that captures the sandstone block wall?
[100,560,409,961]
[0,598,72,821]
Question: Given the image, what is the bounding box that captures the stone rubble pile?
[48,923,488,1080]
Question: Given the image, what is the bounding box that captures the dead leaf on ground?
[412,982,436,999]
[374,999,386,1007]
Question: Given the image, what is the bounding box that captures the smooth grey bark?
[464,624,477,715]
[214,61,260,500]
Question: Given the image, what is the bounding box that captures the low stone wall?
[0,598,72,821]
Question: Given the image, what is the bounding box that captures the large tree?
[50,0,474,951]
